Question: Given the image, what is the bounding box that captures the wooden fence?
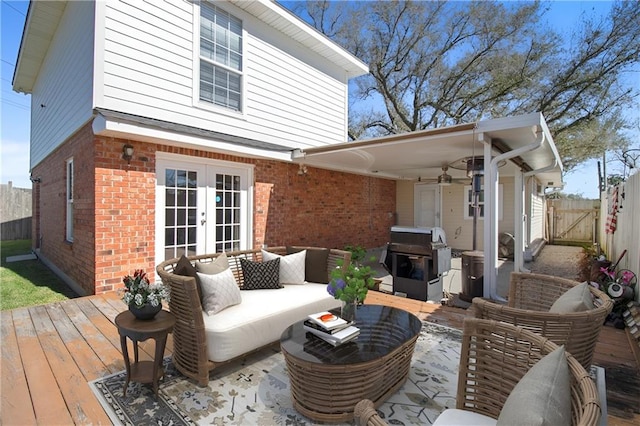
[547,198,600,245]
[0,182,32,241]
[600,171,640,303]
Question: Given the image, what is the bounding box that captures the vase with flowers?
[121,269,170,320]
[327,260,376,322]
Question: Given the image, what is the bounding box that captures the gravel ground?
[526,244,585,280]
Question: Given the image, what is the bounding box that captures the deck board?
[0,291,637,425]
[28,304,112,425]
[11,307,73,425]
[1,310,39,425]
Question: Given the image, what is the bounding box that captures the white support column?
[514,169,528,273]
[483,137,499,299]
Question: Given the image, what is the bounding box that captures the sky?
[0,0,636,199]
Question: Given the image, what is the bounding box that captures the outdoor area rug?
[89,321,461,425]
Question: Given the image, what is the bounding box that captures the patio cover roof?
[292,112,562,189]
[293,112,564,300]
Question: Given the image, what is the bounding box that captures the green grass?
[0,239,78,311]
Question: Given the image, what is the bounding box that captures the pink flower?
[620,270,635,285]
[600,267,615,279]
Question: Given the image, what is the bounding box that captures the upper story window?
[199,3,243,112]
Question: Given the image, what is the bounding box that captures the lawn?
[0,239,78,311]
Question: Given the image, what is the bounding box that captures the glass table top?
[280,304,422,365]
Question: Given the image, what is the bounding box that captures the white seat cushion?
[433,409,497,425]
[202,282,340,362]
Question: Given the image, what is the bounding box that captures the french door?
[414,183,440,228]
[156,154,252,262]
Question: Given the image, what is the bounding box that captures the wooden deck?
[1,291,638,425]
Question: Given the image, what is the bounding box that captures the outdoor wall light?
[297,163,308,175]
[122,144,134,164]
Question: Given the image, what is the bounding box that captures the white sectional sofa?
[156,246,350,386]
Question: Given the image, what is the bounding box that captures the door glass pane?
[213,172,242,251]
[164,168,198,260]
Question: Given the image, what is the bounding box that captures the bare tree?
[295,0,639,172]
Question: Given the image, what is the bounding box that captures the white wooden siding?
[530,193,545,242]
[395,181,414,226]
[30,1,94,168]
[99,0,350,150]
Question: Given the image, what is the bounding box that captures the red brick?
[32,126,395,295]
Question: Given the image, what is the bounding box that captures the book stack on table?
[304,311,360,346]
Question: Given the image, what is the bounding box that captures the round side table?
[115,309,175,397]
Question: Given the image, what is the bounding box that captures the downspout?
[518,158,559,273]
[484,128,546,301]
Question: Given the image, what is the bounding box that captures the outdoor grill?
[380,226,452,302]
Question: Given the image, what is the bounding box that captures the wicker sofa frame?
[156,246,351,386]
[471,272,613,369]
[354,318,601,426]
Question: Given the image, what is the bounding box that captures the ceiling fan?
[437,166,452,185]
[418,165,470,185]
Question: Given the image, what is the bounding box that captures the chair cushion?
[497,346,571,426]
[240,258,282,290]
[262,249,306,285]
[197,268,241,315]
[287,247,330,283]
[173,255,201,301]
[433,409,497,425]
[549,281,595,313]
[196,252,229,275]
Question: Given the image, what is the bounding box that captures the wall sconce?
[297,163,308,175]
[122,144,134,164]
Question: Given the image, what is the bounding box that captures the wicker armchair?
[471,272,613,369]
[354,318,601,426]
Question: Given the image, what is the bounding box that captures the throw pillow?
[497,346,571,426]
[196,252,229,275]
[240,257,282,290]
[173,255,202,301]
[197,269,241,315]
[262,249,306,285]
[549,281,595,313]
[287,246,330,283]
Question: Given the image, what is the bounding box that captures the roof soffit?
[230,0,369,78]
[12,1,67,93]
[294,113,563,187]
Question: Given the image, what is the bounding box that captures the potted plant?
[327,260,376,321]
[121,269,170,320]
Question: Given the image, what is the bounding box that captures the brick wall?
[31,123,97,295]
[34,132,396,295]
[254,161,396,249]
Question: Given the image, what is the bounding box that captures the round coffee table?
[280,304,422,422]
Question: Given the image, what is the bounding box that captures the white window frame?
[463,184,503,220]
[194,1,245,115]
[66,158,74,242]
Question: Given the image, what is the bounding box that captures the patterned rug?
[89,321,461,425]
